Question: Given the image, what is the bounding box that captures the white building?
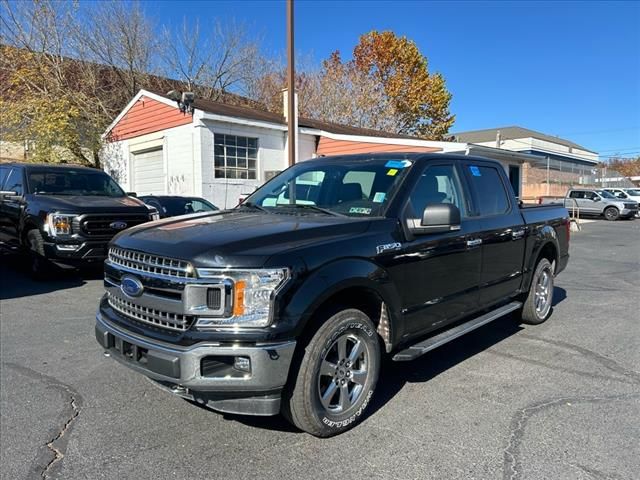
[102,90,533,208]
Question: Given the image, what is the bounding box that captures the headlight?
[194,268,289,328]
[46,213,76,236]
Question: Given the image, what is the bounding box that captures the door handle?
[511,229,526,240]
[466,238,482,247]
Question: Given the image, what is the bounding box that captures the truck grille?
[77,214,150,237]
[624,203,637,209]
[107,293,194,332]
[108,247,195,278]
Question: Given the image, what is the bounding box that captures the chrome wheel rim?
[534,266,553,318]
[317,333,368,414]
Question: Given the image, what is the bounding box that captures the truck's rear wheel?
[521,258,554,325]
[283,309,380,437]
[604,207,619,221]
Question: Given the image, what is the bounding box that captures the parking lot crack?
[502,393,639,480]
[3,363,83,480]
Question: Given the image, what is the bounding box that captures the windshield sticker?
[376,242,402,255]
[469,166,481,176]
[349,207,372,215]
[385,160,412,169]
[386,168,398,176]
[373,192,386,203]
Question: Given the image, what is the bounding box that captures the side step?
[392,301,522,361]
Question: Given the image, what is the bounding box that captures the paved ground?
[1,219,639,480]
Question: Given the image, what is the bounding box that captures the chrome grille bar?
[108,247,195,278]
[107,293,194,332]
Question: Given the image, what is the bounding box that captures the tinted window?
[157,197,217,217]
[27,169,124,197]
[4,168,24,195]
[466,165,510,216]
[408,164,465,217]
[569,191,584,199]
[0,166,9,189]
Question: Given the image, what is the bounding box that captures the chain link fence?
[521,158,634,201]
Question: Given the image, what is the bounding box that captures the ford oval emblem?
[121,275,144,298]
[110,221,128,230]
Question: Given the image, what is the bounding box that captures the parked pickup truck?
[95,153,570,437]
[0,163,158,276]
[540,188,638,221]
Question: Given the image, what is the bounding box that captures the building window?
[214,134,258,179]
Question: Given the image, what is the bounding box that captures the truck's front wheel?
[283,309,381,437]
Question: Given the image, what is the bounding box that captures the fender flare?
[523,224,560,289]
[278,258,402,343]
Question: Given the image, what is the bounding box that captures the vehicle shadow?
[0,251,103,300]
[224,313,528,434]
[552,286,567,306]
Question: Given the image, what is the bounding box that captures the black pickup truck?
[0,163,158,276]
[95,153,569,437]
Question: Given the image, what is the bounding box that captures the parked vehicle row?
[94,153,570,437]
[539,188,638,221]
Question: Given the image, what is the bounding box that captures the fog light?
[234,356,251,373]
[56,243,79,251]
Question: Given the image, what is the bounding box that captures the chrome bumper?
[95,312,296,395]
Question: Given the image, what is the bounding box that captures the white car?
[604,188,640,216]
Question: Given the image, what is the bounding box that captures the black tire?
[521,258,554,325]
[283,309,381,437]
[604,207,619,221]
[27,229,52,279]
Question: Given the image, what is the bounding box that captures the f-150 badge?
[376,242,402,254]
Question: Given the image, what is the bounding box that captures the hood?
[29,194,150,213]
[113,210,372,268]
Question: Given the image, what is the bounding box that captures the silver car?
[566,188,638,221]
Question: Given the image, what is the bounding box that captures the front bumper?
[95,312,296,416]
[43,239,108,265]
[620,208,638,218]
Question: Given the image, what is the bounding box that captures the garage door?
[133,148,165,195]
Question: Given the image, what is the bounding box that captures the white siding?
[200,120,288,209]
[101,123,196,195]
[298,133,317,161]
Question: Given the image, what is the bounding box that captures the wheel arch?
[281,258,401,353]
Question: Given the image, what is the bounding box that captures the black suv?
[0,163,158,276]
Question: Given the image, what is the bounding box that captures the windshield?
[27,169,125,197]
[596,190,616,199]
[158,197,217,216]
[243,157,413,217]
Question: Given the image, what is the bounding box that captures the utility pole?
[286,0,296,167]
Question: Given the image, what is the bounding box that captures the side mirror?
[593,196,600,202]
[127,192,137,197]
[408,203,461,235]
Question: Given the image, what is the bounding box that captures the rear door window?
[569,191,584,199]
[465,165,510,216]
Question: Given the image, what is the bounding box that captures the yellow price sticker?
[387,168,398,176]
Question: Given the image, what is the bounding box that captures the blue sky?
[149,0,640,159]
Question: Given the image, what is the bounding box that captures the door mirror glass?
[592,196,600,202]
[408,203,461,235]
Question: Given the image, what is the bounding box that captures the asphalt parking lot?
[1,219,639,480]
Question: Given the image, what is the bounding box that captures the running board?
[392,301,522,361]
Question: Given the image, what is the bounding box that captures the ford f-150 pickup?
[0,163,158,277]
[95,153,570,437]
